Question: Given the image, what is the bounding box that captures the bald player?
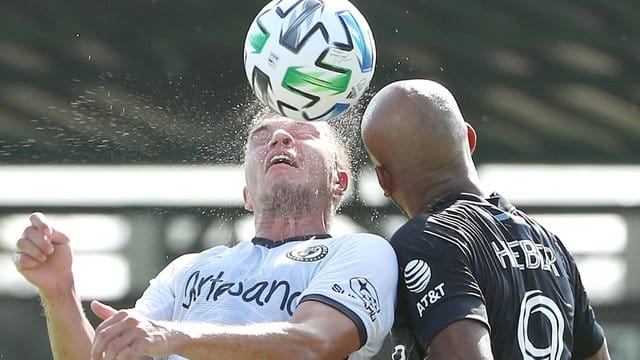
[360,79,611,360]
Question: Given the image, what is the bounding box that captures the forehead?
[249,117,325,136]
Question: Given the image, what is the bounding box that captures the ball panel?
[251,66,275,109]
[282,66,351,95]
[281,76,320,108]
[278,1,329,54]
[336,10,375,73]
[303,102,350,121]
[247,23,270,54]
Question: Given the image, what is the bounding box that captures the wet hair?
[244,111,352,212]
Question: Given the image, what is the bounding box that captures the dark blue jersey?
[389,192,604,360]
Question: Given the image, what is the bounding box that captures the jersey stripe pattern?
[390,192,604,360]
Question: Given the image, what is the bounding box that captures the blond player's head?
[243,112,351,227]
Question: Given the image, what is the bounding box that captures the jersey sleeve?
[390,216,488,349]
[558,239,605,358]
[133,253,198,321]
[297,233,398,357]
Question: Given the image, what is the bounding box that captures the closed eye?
[292,126,320,140]
[249,130,271,147]
[296,132,317,140]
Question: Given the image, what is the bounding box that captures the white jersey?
[134,233,398,360]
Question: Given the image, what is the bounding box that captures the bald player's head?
[360,79,480,216]
[361,79,474,173]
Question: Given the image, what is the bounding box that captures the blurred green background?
[1,0,639,358]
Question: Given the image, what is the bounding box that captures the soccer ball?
[243,0,376,121]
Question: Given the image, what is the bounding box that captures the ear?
[374,166,394,197]
[333,169,349,196]
[243,186,254,212]
[466,123,477,154]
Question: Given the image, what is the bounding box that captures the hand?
[91,300,171,360]
[12,212,73,293]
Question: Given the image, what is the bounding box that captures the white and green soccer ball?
[243,0,376,121]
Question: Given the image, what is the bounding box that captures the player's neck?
[403,168,488,217]
[253,210,331,241]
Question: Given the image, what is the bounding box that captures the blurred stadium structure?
[1,0,639,358]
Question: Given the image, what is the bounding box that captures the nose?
[269,129,294,148]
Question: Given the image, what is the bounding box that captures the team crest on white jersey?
[404,259,431,293]
[286,244,329,262]
[349,277,381,321]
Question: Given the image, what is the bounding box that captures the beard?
[260,180,323,217]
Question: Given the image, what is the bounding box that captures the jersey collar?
[252,233,332,249]
[429,191,515,213]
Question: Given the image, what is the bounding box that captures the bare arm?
[40,279,95,359]
[425,315,610,360]
[426,319,493,360]
[585,339,611,360]
[176,300,360,359]
[13,213,95,359]
[91,299,361,360]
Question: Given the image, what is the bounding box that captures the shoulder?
[390,214,448,248]
[161,245,232,275]
[323,233,397,267]
[332,232,394,253]
[164,252,199,271]
[389,212,472,263]
[335,232,388,242]
[391,216,429,239]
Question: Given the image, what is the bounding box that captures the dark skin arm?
[426,319,493,360]
[584,340,611,360]
[425,318,612,360]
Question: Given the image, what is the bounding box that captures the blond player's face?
[243,116,336,212]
